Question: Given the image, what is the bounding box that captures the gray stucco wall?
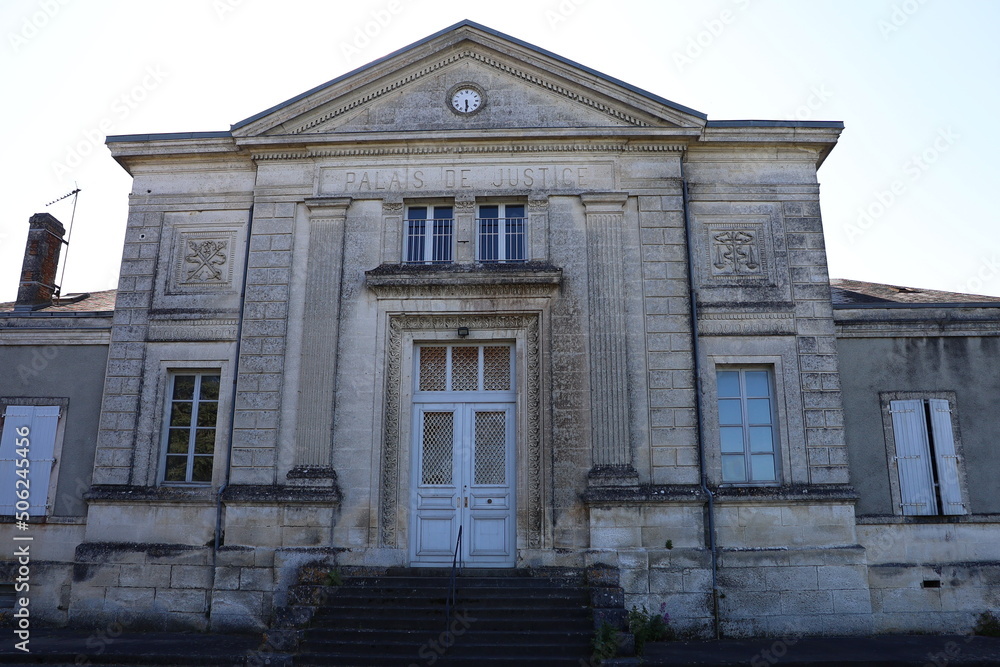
[1,344,109,516]
[837,335,1000,516]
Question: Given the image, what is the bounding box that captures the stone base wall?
[63,543,344,632]
[858,523,1000,634]
[585,497,875,638]
[13,517,1000,637]
[717,546,872,637]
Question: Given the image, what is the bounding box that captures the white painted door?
[410,345,516,567]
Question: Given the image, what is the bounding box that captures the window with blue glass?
[477,203,526,263]
[405,206,453,264]
[717,368,778,483]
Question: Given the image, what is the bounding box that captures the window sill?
[365,262,562,297]
[583,484,859,505]
[83,484,342,505]
[856,513,1000,525]
[85,485,216,504]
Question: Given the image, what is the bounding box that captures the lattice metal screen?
[418,345,512,392]
[419,347,447,391]
[451,347,479,391]
[421,411,453,485]
[483,346,511,391]
[474,411,506,485]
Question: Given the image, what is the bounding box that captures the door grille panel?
[483,346,511,391]
[419,347,447,392]
[421,411,453,485]
[451,347,479,391]
[474,411,506,485]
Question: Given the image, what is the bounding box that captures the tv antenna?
[45,185,81,298]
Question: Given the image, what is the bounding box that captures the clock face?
[451,87,482,114]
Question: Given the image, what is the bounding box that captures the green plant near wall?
[974,610,1000,637]
[628,603,675,654]
[324,569,343,587]
[591,621,620,662]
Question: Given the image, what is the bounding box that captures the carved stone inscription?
[320,163,613,194]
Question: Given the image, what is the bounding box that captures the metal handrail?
[445,525,463,629]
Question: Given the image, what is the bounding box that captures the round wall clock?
[447,83,486,116]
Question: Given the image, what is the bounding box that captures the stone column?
[582,193,637,486]
[291,197,350,480]
[527,197,549,261]
[454,196,476,263]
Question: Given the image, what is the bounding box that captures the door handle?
[464,497,468,508]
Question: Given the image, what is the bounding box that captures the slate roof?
[0,290,117,314]
[830,279,1000,306]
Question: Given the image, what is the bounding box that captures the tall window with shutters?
[0,405,61,516]
[887,397,967,516]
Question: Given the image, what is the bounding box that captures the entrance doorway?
[409,344,516,567]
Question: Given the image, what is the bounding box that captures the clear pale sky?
[2,0,998,301]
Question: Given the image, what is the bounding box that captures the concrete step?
[295,568,595,663]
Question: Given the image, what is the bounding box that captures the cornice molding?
[290,49,651,136]
[250,142,685,161]
[147,318,239,342]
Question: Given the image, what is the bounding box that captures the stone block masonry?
[91,210,160,486]
[232,202,296,484]
[66,543,288,632]
[783,203,849,485]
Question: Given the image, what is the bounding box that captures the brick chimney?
[14,213,66,311]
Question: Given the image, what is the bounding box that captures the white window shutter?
[928,399,966,515]
[0,405,60,516]
[890,399,937,515]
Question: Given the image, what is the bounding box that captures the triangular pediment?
[232,21,706,139]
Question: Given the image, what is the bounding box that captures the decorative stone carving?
[697,312,797,337]
[147,319,239,342]
[711,229,761,276]
[292,50,648,135]
[184,240,228,283]
[380,314,542,549]
[581,194,635,482]
[172,230,237,291]
[296,199,351,469]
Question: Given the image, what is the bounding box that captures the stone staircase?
[282,566,612,666]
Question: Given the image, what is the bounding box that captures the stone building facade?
[2,21,998,637]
